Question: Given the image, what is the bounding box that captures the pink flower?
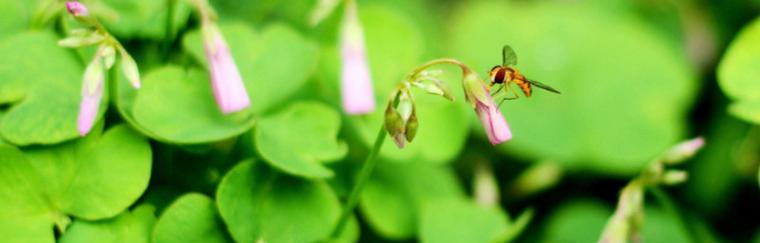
[65,1,89,17]
[462,70,512,145]
[339,0,375,114]
[203,25,250,114]
[77,57,104,136]
[475,86,512,144]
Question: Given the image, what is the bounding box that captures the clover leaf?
[359,161,464,239]
[153,193,231,243]
[130,66,256,144]
[58,205,156,243]
[0,125,151,243]
[255,101,347,178]
[718,17,760,124]
[216,161,341,243]
[0,31,89,145]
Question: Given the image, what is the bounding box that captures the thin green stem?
[648,186,700,243]
[331,125,387,238]
[162,0,177,60]
[406,58,468,80]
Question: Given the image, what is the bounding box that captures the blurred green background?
[1,0,759,242]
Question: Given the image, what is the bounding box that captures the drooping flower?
[65,1,89,17]
[77,56,104,136]
[202,24,250,114]
[462,70,512,144]
[339,0,375,115]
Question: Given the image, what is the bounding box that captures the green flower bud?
[405,112,418,142]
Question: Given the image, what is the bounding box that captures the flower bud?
[509,162,562,198]
[101,45,116,70]
[405,112,418,142]
[661,137,705,164]
[384,103,405,146]
[119,49,141,89]
[662,170,688,185]
[65,1,89,17]
[412,69,454,101]
[58,32,105,48]
[383,89,416,148]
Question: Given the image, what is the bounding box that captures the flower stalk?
[598,137,705,243]
[331,125,386,238]
[332,57,515,239]
[60,1,141,136]
[384,58,513,148]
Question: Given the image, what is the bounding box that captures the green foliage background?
[0,0,759,242]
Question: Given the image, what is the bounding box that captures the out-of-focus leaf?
[359,161,464,239]
[449,2,696,175]
[153,193,231,243]
[130,66,255,144]
[0,0,36,39]
[183,22,319,114]
[98,0,192,39]
[255,102,347,178]
[418,199,509,243]
[541,199,690,242]
[216,161,341,243]
[0,31,87,145]
[318,6,470,164]
[718,17,760,124]
[0,145,52,243]
[0,125,151,243]
[59,205,156,243]
[24,125,152,219]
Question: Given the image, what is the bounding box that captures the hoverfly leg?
[490,84,504,96]
[497,86,519,108]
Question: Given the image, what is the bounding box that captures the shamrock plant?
[1,0,755,243]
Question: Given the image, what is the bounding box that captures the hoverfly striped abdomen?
[515,78,532,97]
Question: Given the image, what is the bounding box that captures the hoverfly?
[488,45,560,105]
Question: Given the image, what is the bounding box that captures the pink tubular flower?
[339,0,375,114]
[203,24,250,114]
[462,70,512,145]
[77,57,104,136]
[475,87,512,144]
[65,1,89,17]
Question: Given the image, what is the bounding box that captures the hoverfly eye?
[494,68,506,84]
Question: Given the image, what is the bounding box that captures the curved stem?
[331,125,387,238]
[407,58,468,79]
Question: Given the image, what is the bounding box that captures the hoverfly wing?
[527,79,561,94]
[502,45,518,66]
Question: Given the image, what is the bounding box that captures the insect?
[488,45,560,105]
